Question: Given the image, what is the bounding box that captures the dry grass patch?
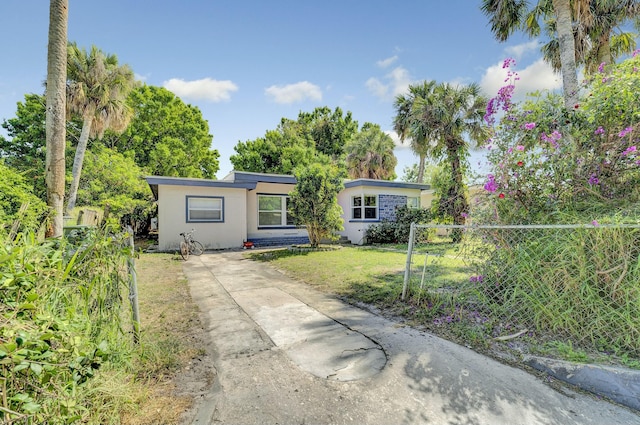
[120,252,210,425]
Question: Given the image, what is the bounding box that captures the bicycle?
[179,229,204,260]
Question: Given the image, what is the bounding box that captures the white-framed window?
[258,194,294,227]
[187,196,223,222]
[351,195,377,220]
[407,197,420,209]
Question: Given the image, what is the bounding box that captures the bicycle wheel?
[191,240,204,256]
[180,241,190,260]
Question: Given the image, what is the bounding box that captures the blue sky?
[0,0,565,179]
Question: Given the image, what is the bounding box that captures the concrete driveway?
[183,250,639,425]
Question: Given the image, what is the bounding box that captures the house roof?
[145,173,429,200]
[223,171,297,185]
[145,172,298,200]
[343,178,430,191]
[145,175,255,200]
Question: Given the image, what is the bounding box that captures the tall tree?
[296,106,358,159]
[541,0,639,74]
[65,43,136,213]
[345,123,397,180]
[481,0,580,109]
[230,119,319,175]
[45,0,68,237]
[102,85,219,178]
[393,81,438,183]
[1,95,48,198]
[410,82,488,234]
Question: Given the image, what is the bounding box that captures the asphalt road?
[182,250,640,425]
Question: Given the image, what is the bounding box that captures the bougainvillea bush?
[460,53,640,358]
[479,52,640,224]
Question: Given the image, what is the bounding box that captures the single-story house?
[145,171,430,251]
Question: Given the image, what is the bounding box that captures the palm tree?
[393,81,437,183]
[481,0,580,109]
[65,43,136,213]
[541,0,639,74]
[345,123,397,180]
[411,82,488,234]
[45,0,68,237]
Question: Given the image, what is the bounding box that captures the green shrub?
[0,228,135,424]
[365,206,431,244]
[0,162,48,235]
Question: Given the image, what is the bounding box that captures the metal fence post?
[127,226,141,344]
[402,222,416,300]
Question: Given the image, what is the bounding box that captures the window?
[351,195,377,220]
[258,195,293,227]
[407,197,420,209]
[187,196,223,222]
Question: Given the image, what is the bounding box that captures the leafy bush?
[0,162,48,235]
[479,54,640,225]
[365,205,431,244]
[0,228,135,424]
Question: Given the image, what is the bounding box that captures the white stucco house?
[145,171,429,251]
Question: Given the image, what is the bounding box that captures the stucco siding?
[157,184,247,251]
[338,186,422,245]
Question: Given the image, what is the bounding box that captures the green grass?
[251,246,407,305]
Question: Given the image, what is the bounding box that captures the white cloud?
[377,55,398,68]
[504,40,541,59]
[385,130,411,149]
[163,77,238,102]
[264,81,322,104]
[479,58,561,102]
[366,66,415,101]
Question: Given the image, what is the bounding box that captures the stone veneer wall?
[378,194,407,221]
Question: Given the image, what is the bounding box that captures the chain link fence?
[403,223,640,360]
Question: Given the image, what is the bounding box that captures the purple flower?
[541,131,562,149]
[594,126,605,135]
[622,146,637,156]
[502,58,516,68]
[598,62,606,73]
[619,127,633,138]
[588,174,600,185]
[592,220,600,227]
[484,174,497,193]
[524,122,536,130]
[516,145,525,151]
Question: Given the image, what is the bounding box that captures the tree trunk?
[66,114,93,214]
[417,153,426,184]
[45,0,68,238]
[595,32,612,68]
[448,141,468,243]
[552,0,580,110]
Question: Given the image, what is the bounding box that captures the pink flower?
[516,145,525,151]
[592,220,599,227]
[524,122,536,130]
[619,127,633,138]
[594,126,605,135]
[622,146,637,156]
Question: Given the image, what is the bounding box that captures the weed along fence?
[403,223,640,362]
